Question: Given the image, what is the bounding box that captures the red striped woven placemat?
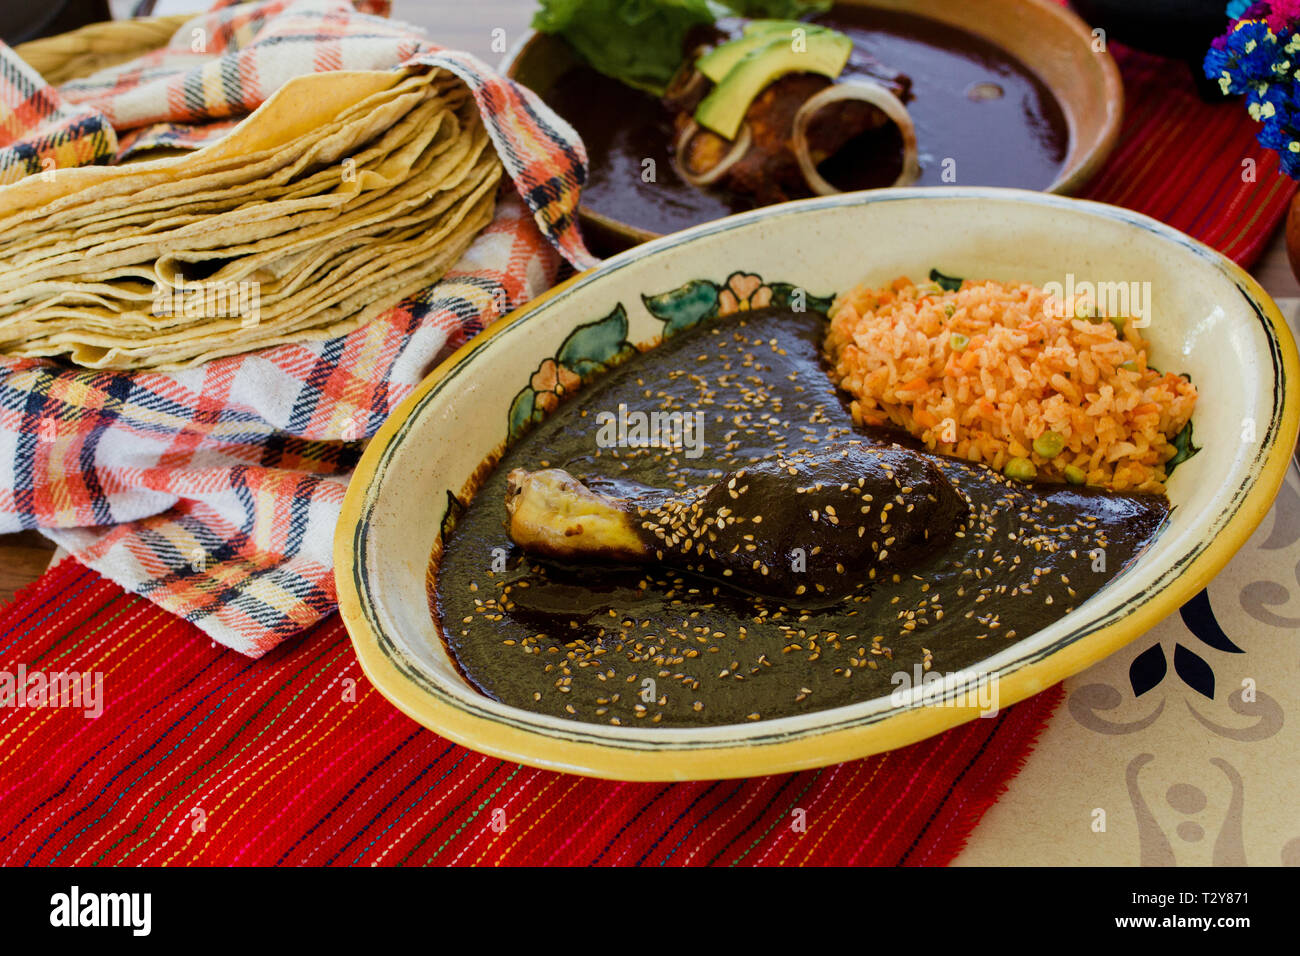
[0,558,1058,865]
[0,41,1292,867]
[1082,45,1295,265]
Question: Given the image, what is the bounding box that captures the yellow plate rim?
[335,187,1300,781]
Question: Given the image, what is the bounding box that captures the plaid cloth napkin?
[0,0,593,656]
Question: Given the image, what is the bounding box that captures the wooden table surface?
[3,0,1298,605]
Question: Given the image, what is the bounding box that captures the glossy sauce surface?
[431,308,1167,728]
[540,7,1070,236]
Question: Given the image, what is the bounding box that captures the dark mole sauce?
[431,307,1169,727]
[540,7,1070,237]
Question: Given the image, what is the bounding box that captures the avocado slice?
[742,19,825,37]
[696,22,833,82]
[694,31,853,140]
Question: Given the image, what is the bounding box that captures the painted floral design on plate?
[506,272,833,440]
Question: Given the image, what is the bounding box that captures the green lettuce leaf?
[532,0,832,95]
[733,0,833,16]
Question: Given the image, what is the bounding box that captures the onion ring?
[791,80,919,194]
[673,121,754,188]
[663,53,711,113]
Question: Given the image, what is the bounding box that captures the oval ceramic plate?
[504,0,1123,246]
[336,187,1299,781]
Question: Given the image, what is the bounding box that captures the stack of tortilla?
[0,68,501,370]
